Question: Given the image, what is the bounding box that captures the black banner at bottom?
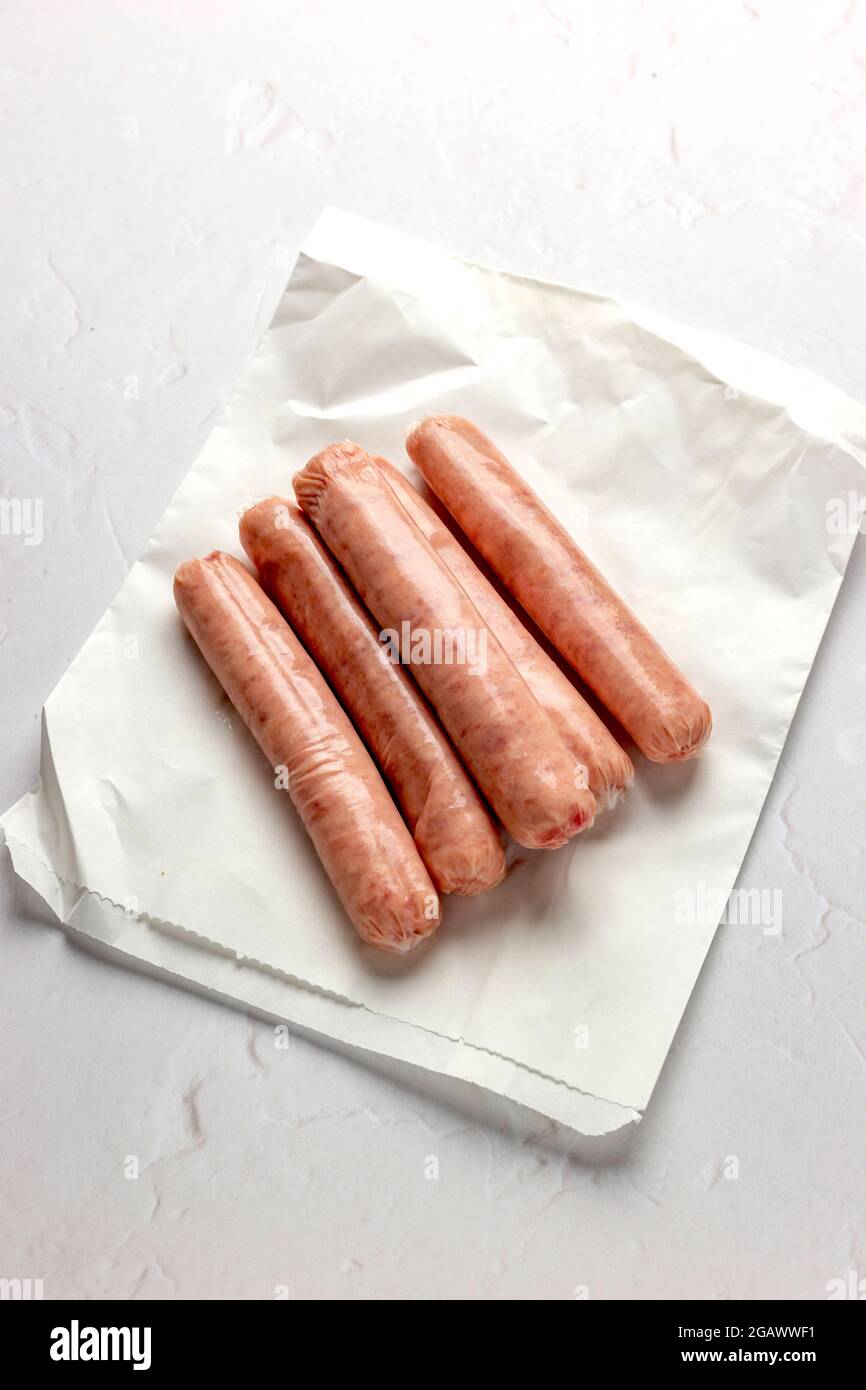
[4,1297,863,1373]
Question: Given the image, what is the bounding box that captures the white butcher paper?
[4,207,864,1136]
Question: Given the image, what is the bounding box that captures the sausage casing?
[174,551,441,952]
[406,416,712,763]
[376,458,634,810]
[239,499,505,895]
[293,443,595,850]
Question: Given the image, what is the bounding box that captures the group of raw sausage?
[175,416,712,953]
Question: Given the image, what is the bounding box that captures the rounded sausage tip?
[644,697,713,763]
[239,496,303,554]
[422,833,507,896]
[293,441,374,521]
[173,552,224,605]
[359,893,442,954]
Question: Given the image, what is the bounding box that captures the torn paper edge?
[4,831,639,1137]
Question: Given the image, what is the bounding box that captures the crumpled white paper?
[4,208,864,1136]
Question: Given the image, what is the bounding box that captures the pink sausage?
[375,458,634,811]
[174,551,441,953]
[293,443,595,850]
[239,498,505,895]
[406,416,712,763]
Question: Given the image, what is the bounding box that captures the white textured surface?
[1,0,864,1300]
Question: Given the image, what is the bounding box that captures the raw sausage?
[406,417,711,764]
[295,446,594,849]
[293,443,595,850]
[379,458,633,809]
[375,458,634,810]
[239,498,505,894]
[175,551,441,951]
[406,416,712,763]
[241,500,505,895]
[174,551,441,952]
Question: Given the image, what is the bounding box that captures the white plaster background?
[1,0,864,1300]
